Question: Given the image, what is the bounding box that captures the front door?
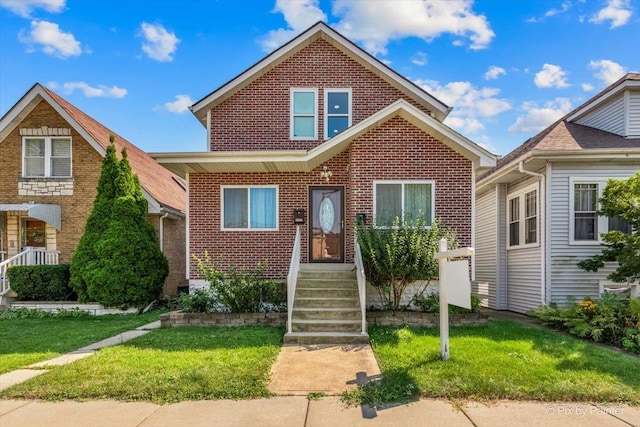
[309,186,344,262]
[22,219,47,249]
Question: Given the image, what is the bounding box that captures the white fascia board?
[0,85,106,157]
[142,188,162,214]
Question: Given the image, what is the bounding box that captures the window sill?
[506,242,540,250]
[569,240,602,246]
[221,228,279,232]
[19,177,73,181]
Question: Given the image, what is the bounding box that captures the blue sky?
[1,0,638,156]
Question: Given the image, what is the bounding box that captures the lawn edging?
[160,311,287,327]
[160,311,487,328]
[367,311,488,327]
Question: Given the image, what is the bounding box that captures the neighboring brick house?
[475,73,640,314]
[154,22,495,286]
[0,83,188,296]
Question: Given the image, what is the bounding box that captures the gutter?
[159,210,170,253]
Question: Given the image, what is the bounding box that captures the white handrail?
[286,226,301,334]
[354,238,367,335]
[0,247,60,298]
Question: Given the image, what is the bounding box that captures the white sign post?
[434,238,474,361]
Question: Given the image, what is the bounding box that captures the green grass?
[343,320,640,406]
[0,311,161,374]
[1,326,284,403]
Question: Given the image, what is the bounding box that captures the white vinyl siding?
[475,188,497,309]
[629,90,640,137]
[290,89,317,139]
[22,137,72,178]
[505,178,542,313]
[575,93,625,136]
[549,163,639,305]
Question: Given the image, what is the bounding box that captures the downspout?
[159,210,169,253]
[518,161,546,306]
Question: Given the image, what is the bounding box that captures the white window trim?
[290,88,317,140]
[22,136,73,178]
[506,182,539,250]
[569,177,611,245]
[372,180,436,228]
[324,88,352,140]
[220,185,279,231]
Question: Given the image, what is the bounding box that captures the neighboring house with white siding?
[475,73,640,314]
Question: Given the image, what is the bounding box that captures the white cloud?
[332,0,494,55]
[534,63,570,88]
[160,95,194,114]
[0,0,64,18]
[411,51,428,66]
[545,1,572,17]
[589,0,632,28]
[485,65,506,80]
[582,83,595,91]
[508,98,572,134]
[417,79,511,134]
[259,0,327,51]
[588,59,627,85]
[18,20,82,58]
[140,22,180,62]
[53,81,127,98]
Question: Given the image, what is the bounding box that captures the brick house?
[0,83,188,296]
[154,22,495,342]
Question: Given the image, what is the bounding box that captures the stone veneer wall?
[160,311,287,327]
[18,179,73,196]
[367,311,488,327]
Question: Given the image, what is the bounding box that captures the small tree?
[578,172,640,283]
[356,218,457,310]
[70,137,168,308]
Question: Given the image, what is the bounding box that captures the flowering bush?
[530,293,640,354]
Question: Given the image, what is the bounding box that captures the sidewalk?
[2,397,639,427]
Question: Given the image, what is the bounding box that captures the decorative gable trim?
[20,127,72,136]
[190,22,451,127]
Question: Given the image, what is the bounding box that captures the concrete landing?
[268,344,381,395]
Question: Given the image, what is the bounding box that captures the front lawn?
[0,310,161,374]
[1,326,284,403]
[345,319,640,406]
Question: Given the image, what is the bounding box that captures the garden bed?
[9,301,138,316]
[160,311,287,327]
[367,311,488,327]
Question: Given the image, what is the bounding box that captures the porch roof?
[151,99,497,178]
[0,204,61,231]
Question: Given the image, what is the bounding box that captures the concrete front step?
[295,288,358,298]
[292,307,362,320]
[283,332,370,345]
[298,270,356,280]
[291,319,362,333]
[297,278,358,288]
[294,297,359,308]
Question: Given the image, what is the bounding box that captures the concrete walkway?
[1,397,639,427]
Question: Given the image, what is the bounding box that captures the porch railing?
[354,238,367,335]
[286,226,301,334]
[0,247,60,301]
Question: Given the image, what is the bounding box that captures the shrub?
[176,289,218,313]
[191,254,286,313]
[413,292,482,314]
[70,138,168,309]
[356,218,457,310]
[7,264,75,301]
[0,307,90,320]
[530,293,640,354]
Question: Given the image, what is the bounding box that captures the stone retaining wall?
[367,311,488,327]
[160,311,287,327]
[10,301,137,316]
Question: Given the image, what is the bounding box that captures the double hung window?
[23,137,72,178]
[222,186,278,230]
[507,185,538,248]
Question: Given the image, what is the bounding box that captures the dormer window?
[290,89,317,139]
[22,137,72,178]
[325,89,351,139]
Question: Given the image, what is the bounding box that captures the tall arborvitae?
[70,136,168,308]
